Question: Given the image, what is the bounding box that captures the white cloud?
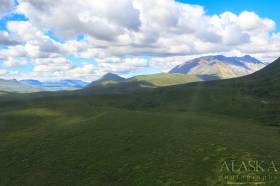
[222,25,250,45]
[17,0,141,40]
[0,31,21,46]
[1,58,96,81]
[54,0,278,59]
[2,58,29,67]
[0,0,14,17]
[237,11,275,31]
[69,63,95,79]
[95,57,149,75]
[33,58,72,73]
[0,0,279,81]
[6,21,68,58]
[0,68,6,75]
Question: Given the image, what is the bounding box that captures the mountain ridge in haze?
[20,79,88,91]
[0,79,38,93]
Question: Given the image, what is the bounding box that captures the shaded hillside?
[238,57,280,98]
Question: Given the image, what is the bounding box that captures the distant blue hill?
[21,79,88,91]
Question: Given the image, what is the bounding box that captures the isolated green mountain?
[87,72,125,87]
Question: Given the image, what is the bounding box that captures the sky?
[0,0,280,81]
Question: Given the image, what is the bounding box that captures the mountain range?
[0,55,269,93]
[85,55,267,90]
[169,55,266,79]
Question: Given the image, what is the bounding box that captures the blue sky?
[0,0,280,81]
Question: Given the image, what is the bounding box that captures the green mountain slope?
[239,57,280,97]
[83,73,219,94]
[130,73,205,87]
[83,73,204,94]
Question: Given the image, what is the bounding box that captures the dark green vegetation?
[0,58,280,186]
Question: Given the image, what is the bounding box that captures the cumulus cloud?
[2,58,96,81]
[0,68,6,75]
[69,63,94,79]
[56,0,278,59]
[95,57,149,75]
[0,31,21,46]
[17,0,141,40]
[2,58,29,67]
[6,21,68,58]
[0,0,15,17]
[0,0,279,80]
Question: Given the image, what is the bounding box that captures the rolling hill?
[169,55,266,79]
